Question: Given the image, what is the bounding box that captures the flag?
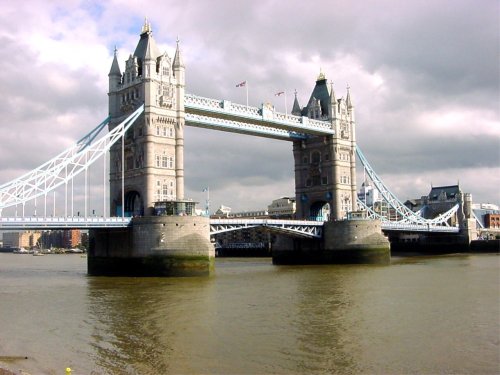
[275,91,285,96]
[236,81,246,87]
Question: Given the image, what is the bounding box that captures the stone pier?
[273,218,390,265]
[88,216,214,277]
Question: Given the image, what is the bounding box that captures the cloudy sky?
[0,0,498,216]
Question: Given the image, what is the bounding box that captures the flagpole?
[205,187,210,216]
[284,90,288,120]
[246,81,249,108]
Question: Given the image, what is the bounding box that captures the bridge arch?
[125,190,143,217]
[310,201,330,221]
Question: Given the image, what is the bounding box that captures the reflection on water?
[0,254,498,374]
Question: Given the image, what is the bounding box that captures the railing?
[209,218,324,238]
[0,216,132,229]
[185,93,334,136]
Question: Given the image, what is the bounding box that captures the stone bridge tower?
[292,73,357,221]
[108,20,185,216]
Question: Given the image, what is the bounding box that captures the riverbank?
[0,365,29,375]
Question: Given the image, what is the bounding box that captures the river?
[0,253,498,374]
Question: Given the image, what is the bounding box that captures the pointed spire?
[108,46,121,76]
[141,17,152,35]
[346,84,353,109]
[134,20,161,61]
[317,68,326,82]
[173,37,185,68]
[291,89,302,116]
[330,81,336,103]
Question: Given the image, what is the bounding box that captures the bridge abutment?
[88,216,214,277]
[273,219,390,265]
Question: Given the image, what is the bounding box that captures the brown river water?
[0,253,498,374]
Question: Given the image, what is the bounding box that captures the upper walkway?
[184,93,334,140]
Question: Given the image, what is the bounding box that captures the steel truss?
[0,105,144,213]
[184,93,334,139]
[356,146,460,227]
[210,219,323,238]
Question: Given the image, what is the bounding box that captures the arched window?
[311,151,321,164]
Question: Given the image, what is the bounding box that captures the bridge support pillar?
[273,219,390,265]
[88,216,214,277]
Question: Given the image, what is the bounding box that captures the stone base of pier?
[272,219,390,265]
[88,216,214,277]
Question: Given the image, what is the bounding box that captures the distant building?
[404,198,424,212]
[418,184,464,225]
[40,229,82,249]
[484,214,500,229]
[268,197,296,219]
[358,181,381,207]
[213,205,268,219]
[63,229,82,248]
[3,231,41,249]
[471,203,500,230]
[214,205,232,217]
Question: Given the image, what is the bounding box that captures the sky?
[0,0,498,216]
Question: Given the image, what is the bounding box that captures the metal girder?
[0,105,144,211]
[185,112,307,141]
[0,216,132,229]
[356,146,460,226]
[184,93,334,138]
[209,219,323,238]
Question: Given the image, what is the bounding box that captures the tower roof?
[306,71,331,115]
[291,90,302,116]
[173,38,184,68]
[108,47,121,76]
[134,19,161,61]
[346,84,353,109]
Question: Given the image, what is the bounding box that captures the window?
[156,125,161,136]
[162,155,169,168]
[311,151,321,164]
[322,176,328,185]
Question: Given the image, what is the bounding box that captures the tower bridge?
[0,21,475,276]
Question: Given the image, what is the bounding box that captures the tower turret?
[108,20,186,216]
[108,47,122,117]
[328,81,337,120]
[346,84,355,122]
[291,90,302,116]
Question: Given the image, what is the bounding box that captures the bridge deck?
[0,216,460,233]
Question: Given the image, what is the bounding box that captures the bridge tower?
[292,72,357,221]
[89,21,213,277]
[108,20,185,217]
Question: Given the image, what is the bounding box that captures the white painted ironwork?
[381,222,459,232]
[0,105,144,212]
[185,93,334,138]
[210,219,323,238]
[357,198,460,232]
[356,146,460,227]
[185,113,307,141]
[0,216,131,229]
